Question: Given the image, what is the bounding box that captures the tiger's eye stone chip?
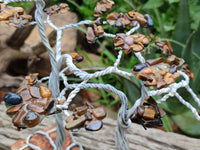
[39,86,52,98]
[85,120,103,131]
[6,103,24,115]
[146,57,164,66]
[0,13,9,20]
[29,86,41,99]
[18,90,32,102]
[27,104,45,115]
[23,111,40,128]
[137,73,153,82]
[75,105,88,116]
[12,109,26,127]
[143,107,156,119]
[92,107,107,120]
[65,116,86,130]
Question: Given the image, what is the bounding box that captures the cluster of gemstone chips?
[86,0,153,44]
[44,3,69,15]
[0,3,32,27]
[4,74,57,130]
[131,96,166,129]
[113,33,149,53]
[65,103,107,131]
[132,55,184,89]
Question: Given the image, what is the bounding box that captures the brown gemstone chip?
[137,73,153,82]
[146,57,164,66]
[29,86,41,99]
[92,107,107,120]
[19,90,32,102]
[143,107,156,119]
[75,105,88,116]
[39,86,52,98]
[6,103,24,115]
[85,120,103,131]
[65,115,86,130]
[12,109,26,127]
[86,27,96,44]
[27,103,45,115]
[32,98,48,106]
[23,111,40,128]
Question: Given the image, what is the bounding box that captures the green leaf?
[161,115,173,132]
[167,0,180,4]
[181,31,196,66]
[192,21,200,56]
[143,0,164,9]
[123,78,141,104]
[172,110,200,136]
[173,0,191,57]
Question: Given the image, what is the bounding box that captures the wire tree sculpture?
[1,0,200,150]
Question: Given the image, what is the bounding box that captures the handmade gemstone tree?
[1,0,200,150]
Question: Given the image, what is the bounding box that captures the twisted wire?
[35,1,66,149]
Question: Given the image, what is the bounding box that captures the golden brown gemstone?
[106,12,119,20]
[164,77,175,85]
[92,24,99,37]
[32,98,48,106]
[172,72,180,79]
[143,107,156,119]
[114,39,124,47]
[146,57,164,66]
[65,115,86,130]
[12,109,26,127]
[75,105,88,116]
[166,55,183,66]
[156,80,167,89]
[0,13,9,20]
[142,68,153,75]
[29,86,41,98]
[97,25,104,35]
[27,103,45,115]
[144,77,157,87]
[23,111,40,128]
[137,73,153,82]
[92,107,107,120]
[6,103,24,115]
[39,86,52,98]
[2,9,14,17]
[164,72,172,79]
[0,4,7,9]
[130,44,143,52]
[85,120,103,131]
[164,40,173,55]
